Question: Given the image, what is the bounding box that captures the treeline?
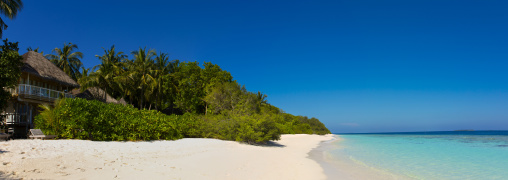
[78,46,242,114]
[32,44,330,143]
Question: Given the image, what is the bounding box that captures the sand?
[0,134,334,180]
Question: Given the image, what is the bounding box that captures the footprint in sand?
[76,168,86,172]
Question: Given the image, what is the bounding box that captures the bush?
[35,98,330,143]
[34,98,284,144]
[35,98,183,141]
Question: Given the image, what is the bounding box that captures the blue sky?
[5,0,508,133]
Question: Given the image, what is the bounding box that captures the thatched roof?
[21,51,79,88]
[72,87,127,105]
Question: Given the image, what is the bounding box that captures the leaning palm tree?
[0,0,23,38]
[45,42,83,81]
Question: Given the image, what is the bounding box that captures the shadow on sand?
[255,141,285,148]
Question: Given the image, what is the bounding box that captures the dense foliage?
[35,98,182,141]
[0,39,22,111]
[35,98,329,143]
[34,98,275,143]
[35,44,330,144]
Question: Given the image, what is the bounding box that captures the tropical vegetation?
[0,0,23,38]
[45,42,83,81]
[0,39,22,112]
[33,44,330,144]
[35,98,329,143]
[0,0,329,143]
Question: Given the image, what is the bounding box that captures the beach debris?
[3,162,11,166]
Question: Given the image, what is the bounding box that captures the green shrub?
[35,97,330,143]
[34,98,285,144]
[189,114,281,144]
[35,98,183,141]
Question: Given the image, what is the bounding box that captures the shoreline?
[1,134,333,180]
[308,135,412,180]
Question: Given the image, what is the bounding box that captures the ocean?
[318,131,508,179]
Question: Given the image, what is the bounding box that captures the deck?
[11,84,74,102]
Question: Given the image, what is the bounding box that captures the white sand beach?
[0,134,334,180]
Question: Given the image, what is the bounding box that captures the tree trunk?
[104,87,108,103]
[139,84,144,110]
[155,88,159,111]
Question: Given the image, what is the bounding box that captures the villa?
[1,51,79,138]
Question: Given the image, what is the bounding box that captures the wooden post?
[25,74,32,95]
[25,102,28,135]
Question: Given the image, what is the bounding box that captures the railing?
[14,84,74,101]
[3,113,28,125]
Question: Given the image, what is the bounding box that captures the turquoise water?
[328,131,508,179]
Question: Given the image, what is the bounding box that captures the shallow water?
[325,131,508,179]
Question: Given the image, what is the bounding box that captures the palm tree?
[130,47,156,109]
[82,67,90,76]
[93,45,126,96]
[0,0,23,38]
[152,52,173,110]
[77,66,93,92]
[96,45,126,65]
[79,45,127,101]
[115,64,138,106]
[45,42,83,81]
[156,59,180,112]
[257,91,268,105]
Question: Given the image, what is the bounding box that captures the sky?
[4,0,508,133]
